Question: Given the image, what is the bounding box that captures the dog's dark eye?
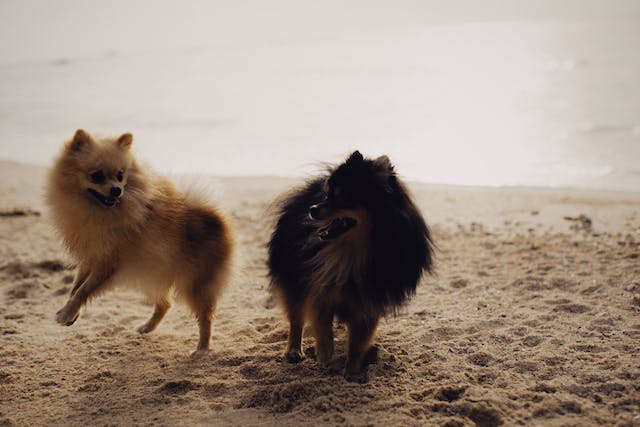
[89,170,106,184]
[116,170,124,182]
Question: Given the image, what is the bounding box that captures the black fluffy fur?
[268,151,434,320]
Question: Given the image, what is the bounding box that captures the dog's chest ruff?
[309,235,369,292]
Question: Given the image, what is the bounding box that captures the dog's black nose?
[309,204,320,220]
[110,187,122,197]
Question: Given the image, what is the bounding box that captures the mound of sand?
[1,161,639,426]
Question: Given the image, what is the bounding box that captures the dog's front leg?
[344,316,379,382]
[69,266,90,296]
[311,304,335,366]
[284,303,305,363]
[56,268,114,326]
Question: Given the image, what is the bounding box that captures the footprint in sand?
[513,361,539,373]
[250,316,279,334]
[467,352,494,367]
[239,363,269,380]
[258,328,288,344]
[0,371,12,384]
[431,402,503,427]
[595,382,627,398]
[77,371,115,393]
[549,277,576,290]
[6,281,38,300]
[34,260,67,272]
[511,276,546,292]
[241,381,320,414]
[450,278,469,289]
[434,386,467,402]
[531,383,557,394]
[571,344,606,353]
[202,382,228,398]
[158,380,198,395]
[533,400,582,418]
[522,335,543,347]
[552,303,591,314]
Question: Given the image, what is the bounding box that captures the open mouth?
[317,217,357,240]
[87,189,120,207]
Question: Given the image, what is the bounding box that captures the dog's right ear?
[67,129,93,152]
[374,155,393,171]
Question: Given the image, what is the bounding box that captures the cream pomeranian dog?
[47,129,233,352]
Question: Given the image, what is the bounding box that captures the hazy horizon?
[1,1,639,191]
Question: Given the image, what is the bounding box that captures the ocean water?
[0,2,639,192]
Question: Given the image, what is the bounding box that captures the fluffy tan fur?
[46,129,233,352]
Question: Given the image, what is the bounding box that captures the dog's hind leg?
[184,276,219,354]
[136,296,171,334]
[344,316,379,383]
[55,268,114,326]
[195,303,214,353]
[283,297,304,363]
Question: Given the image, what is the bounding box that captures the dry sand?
[0,161,639,426]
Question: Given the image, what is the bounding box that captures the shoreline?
[2,159,639,196]
[2,160,638,235]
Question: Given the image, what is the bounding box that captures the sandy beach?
[0,160,638,426]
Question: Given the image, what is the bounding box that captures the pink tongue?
[317,218,342,237]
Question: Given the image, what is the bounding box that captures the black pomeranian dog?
[268,151,434,382]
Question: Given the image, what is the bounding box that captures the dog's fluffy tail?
[174,174,239,295]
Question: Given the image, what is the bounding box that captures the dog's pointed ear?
[346,150,364,164]
[116,133,133,150]
[375,155,396,193]
[67,129,93,152]
[374,155,394,171]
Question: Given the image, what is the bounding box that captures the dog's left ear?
[346,150,364,164]
[116,133,133,150]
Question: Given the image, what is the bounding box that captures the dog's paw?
[343,369,368,384]
[135,323,155,334]
[316,348,334,366]
[191,348,210,359]
[284,349,305,363]
[364,345,379,365]
[55,306,79,326]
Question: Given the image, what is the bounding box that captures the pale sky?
[1,0,639,64]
